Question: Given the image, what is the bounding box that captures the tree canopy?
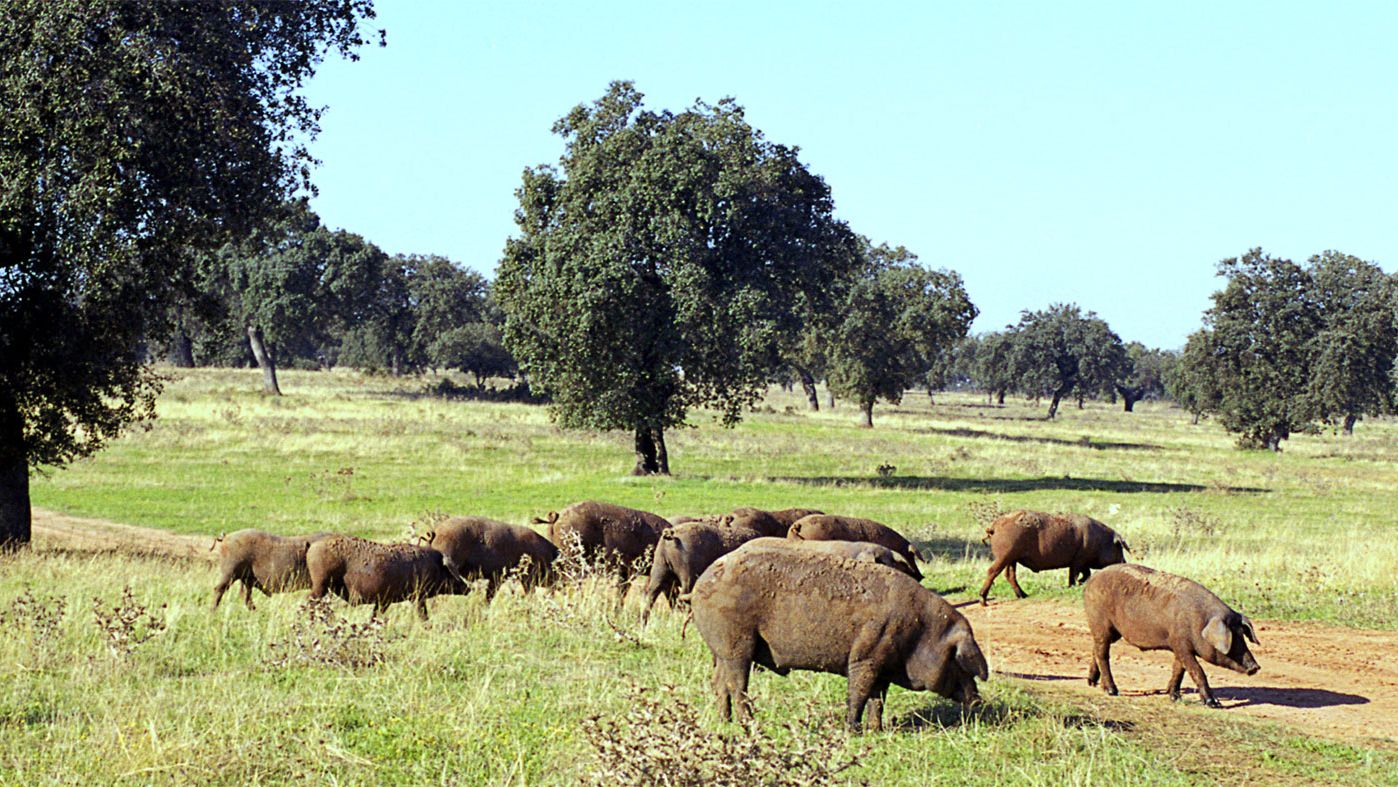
[1304,250,1398,434]
[825,242,977,427]
[0,0,379,545]
[496,82,859,474]
[1008,304,1129,419]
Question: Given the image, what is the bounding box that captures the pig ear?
[955,636,990,681]
[1202,617,1233,654]
[1239,616,1260,646]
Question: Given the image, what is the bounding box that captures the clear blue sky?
[301,1,1397,349]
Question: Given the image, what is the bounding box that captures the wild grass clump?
[582,684,866,787]
[90,585,166,658]
[265,596,386,670]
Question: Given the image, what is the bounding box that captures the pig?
[211,529,337,610]
[305,535,468,620]
[534,500,671,601]
[787,514,923,581]
[728,507,824,537]
[750,537,921,580]
[427,516,559,601]
[640,520,763,624]
[691,540,989,732]
[979,509,1128,604]
[1083,563,1261,708]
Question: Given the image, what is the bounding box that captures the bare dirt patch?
[32,508,215,562]
[960,598,1398,745]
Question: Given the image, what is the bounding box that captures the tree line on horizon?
[3,1,1396,550]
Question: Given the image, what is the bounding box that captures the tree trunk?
[167,330,194,368]
[1115,384,1140,412]
[247,325,281,395]
[795,366,819,411]
[1076,394,1085,409]
[827,389,835,409]
[633,427,670,475]
[0,396,30,550]
[860,400,874,428]
[652,427,669,475]
[1342,413,1358,435]
[1191,412,1200,425]
[1047,390,1064,420]
[996,389,1005,406]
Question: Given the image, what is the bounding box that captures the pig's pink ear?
[1202,617,1233,654]
[956,636,990,681]
[1239,616,1260,646]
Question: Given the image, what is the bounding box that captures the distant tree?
[497,82,858,474]
[329,241,413,375]
[1304,251,1398,434]
[1009,304,1128,419]
[1115,343,1178,411]
[0,1,378,547]
[402,255,491,371]
[825,243,977,427]
[1179,249,1322,450]
[971,331,1017,405]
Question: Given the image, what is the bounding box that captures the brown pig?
[306,536,468,621]
[727,507,824,537]
[691,540,988,732]
[787,514,923,581]
[640,520,763,624]
[979,510,1128,604]
[428,516,559,601]
[1083,564,1260,708]
[211,529,337,610]
[534,500,671,603]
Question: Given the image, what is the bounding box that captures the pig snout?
[1242,652,1260,675]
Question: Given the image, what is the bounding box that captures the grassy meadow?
[4,367,1397,784]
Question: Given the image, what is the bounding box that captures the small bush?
[582,684,866,787]
[91,586,166,658]
[266,596,386,671]
[1,589,67,661]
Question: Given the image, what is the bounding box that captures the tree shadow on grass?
[764,475,1267,495]
[912,425,1165,452]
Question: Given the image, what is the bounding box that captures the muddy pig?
[979,509,1128,604]
[787,514,922,581]
[1083,563,1260,708]
[726,507,823,537]
[428,516,559,601]
[306,535,468,621]
[691,540,988,732]
[746,536,921,580]
[640,520,763,624]
[211,529,337,610]
[535,500,671,601]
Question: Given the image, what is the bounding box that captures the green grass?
[5,366,1397,783]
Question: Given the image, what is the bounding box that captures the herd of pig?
[211,501,1261,731]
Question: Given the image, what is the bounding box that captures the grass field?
[5,367,1398,784]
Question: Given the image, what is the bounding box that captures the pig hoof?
[1105,687,1118,696]
[1203,698,1222,709]
[1168,693,1181,703]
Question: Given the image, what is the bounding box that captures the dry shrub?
[582,684,866,787]
[91,586,166,658]
[1,589,67,659]
[266,596,385,670]
[965,498,1004,529]
[1169,507,1219,539]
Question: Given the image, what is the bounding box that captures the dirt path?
[960,598,1398,745]
[32,508,216,562]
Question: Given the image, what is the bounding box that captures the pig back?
[692,543,929,674]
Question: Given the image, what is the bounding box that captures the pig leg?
[1175,649,1219,708]
[416,597,430,622]
[211,571,235,610]
[978,556,1013,604]
[484,576,501,604]
[1005,563,1028,598]
[1091,630,1120,695]
[852,676,890,733]
[845,662,882,732]
[640,572,670,626]
[713,657,753,725]
[241,578,257,611]
[1166,657,1186,701]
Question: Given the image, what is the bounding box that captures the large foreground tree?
[0,1,378,546]
[497,82,858,474]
